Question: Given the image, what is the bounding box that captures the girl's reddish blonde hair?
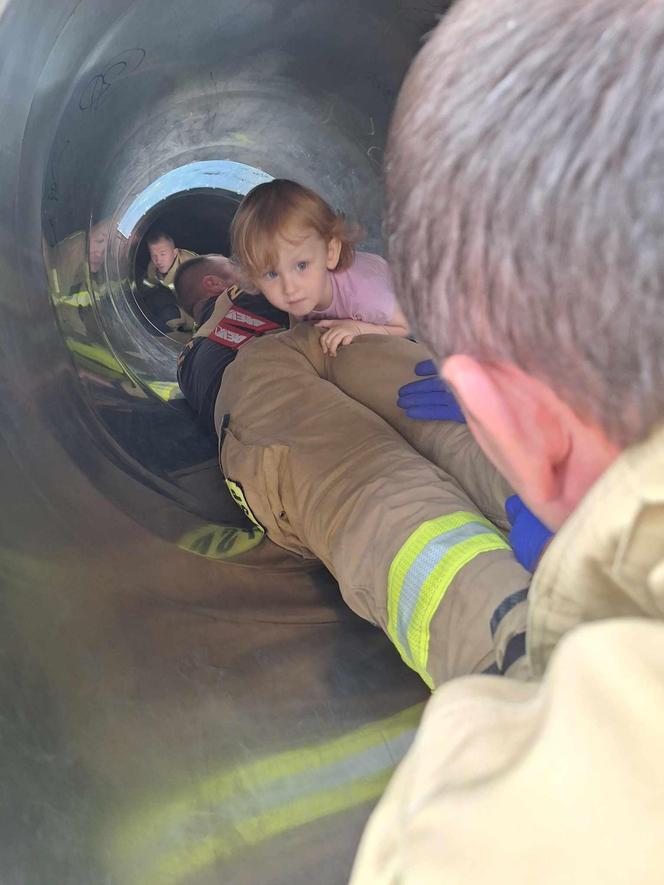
[231,179,363,279]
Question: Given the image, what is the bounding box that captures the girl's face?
[256,228,342,316]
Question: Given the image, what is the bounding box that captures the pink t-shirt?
[302,251,398,325]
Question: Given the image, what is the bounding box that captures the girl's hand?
[316,319,362,356]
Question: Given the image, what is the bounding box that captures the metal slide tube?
[0,2,440,881]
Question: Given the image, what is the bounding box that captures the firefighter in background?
[350,0,664,880]
[45,218,112,337]
[143,229,197,292]
[142,229,197,334]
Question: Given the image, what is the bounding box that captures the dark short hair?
[387,0,664,445]
[172,255,209,315]
[146,229,174,247]
[173,254,245,315]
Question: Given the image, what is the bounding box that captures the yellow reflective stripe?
[408,530,510,686]
[388,512,509,688]
[225,478,265,532]
[50,268,60,295]
[177,523,263,559]
[55,289,92,307]
[146,381,182,401]
[153,770,392,885]
[64,337,124,372]
[110,701,424,884]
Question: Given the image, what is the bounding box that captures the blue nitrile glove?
[397,359,467,423]
[505,495,554,572]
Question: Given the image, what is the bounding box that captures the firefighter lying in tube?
[174,254,288,433]
[174,233,542,690]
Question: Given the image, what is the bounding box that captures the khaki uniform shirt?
[352,423,664,884]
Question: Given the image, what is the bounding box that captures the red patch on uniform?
[208,320,254,350]
[223,307,282,334]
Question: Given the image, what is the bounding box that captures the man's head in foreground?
[173,254,245,320]
[387,0,664,529]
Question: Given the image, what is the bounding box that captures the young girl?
[230,179,409,355]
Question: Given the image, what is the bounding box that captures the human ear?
[326,237,343,270]
[201,274,218,292]
[442,356,569,517]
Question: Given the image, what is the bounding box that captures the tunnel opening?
[132,189,241,337]
[115,160,272,342]
[134,189,238,274]
[40,163,279,535]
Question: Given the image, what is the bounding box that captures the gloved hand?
[397,359,466,423]
[505,495,554,572]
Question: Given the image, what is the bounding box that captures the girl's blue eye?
[265,270,277,280]
[296,261,308,271]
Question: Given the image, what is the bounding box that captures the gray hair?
[386,0,664,445]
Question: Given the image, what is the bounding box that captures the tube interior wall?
[0,1,443,881]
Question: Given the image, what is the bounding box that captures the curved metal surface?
[0,1,443,882]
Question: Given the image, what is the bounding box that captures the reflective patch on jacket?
[178,522,264,559]
[388,511,510,688]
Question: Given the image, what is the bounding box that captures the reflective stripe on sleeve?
[146,381,183,401]
[56,289,92,307]
[387,511,510,688]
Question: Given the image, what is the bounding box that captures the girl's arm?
[316,305,410,356]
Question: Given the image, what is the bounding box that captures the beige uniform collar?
[528,422,664,676]
[192,287,239,339]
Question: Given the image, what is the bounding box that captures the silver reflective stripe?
[397,522,498,660]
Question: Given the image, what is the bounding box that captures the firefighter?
[142,230,198,333]
[351,0,664,879]
[173,254,287,433]
[215,322,535,687]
